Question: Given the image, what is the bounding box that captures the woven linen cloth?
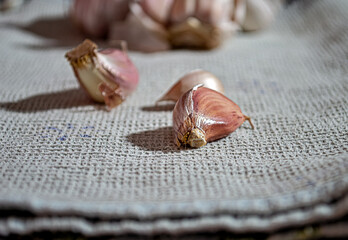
[0,0,347,237]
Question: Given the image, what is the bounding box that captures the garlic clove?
[70,0,130,37]
[65,39,139,109]
[168,17,222,49]
[169,0,196,24]
[139,0,173,24]
[157,69,224,103]
[109,13,170,52]
[195,0,232,25]
[230,0,247,26]
[173,85,253,148]
[130,2,169,40]
[241,0,282,31]
[193,0,239,46]
[194,0,213,23]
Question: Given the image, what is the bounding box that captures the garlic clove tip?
[243,115,255,129]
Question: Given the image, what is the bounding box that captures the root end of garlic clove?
[168,17,221,49]
[65,39,97,67]
[187,128,207,148]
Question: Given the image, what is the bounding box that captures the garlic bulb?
[157,69,224,103]
[65,39,139,109]
[130,0,238,50]
[70,0,283,51]
[173,85,253,148]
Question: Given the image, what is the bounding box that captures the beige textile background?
[0,0,347,236]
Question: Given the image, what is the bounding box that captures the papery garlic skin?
[65,39,139,109]
[173,85,253,148]
[157,69,224,103]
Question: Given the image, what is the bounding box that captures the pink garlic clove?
[139,0,173,24]
[157,69,225,103]
[169,0,196,24]
[70,0,130,37]
[130,2,168,38]
[65,39,139,110]
[173,85,254,148]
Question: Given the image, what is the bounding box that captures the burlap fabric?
[0,0,347,237]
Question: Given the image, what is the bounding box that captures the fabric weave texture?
[0,0,347,236]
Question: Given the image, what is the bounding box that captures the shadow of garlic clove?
[173,85,254,148]
[65,39,139,110]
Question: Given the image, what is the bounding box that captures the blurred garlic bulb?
[65,39,139,110]
[70,0,283,52]
[157,69,224,103]
[128,0,239,50]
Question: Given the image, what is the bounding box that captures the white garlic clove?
[108,1,174,52]
[65,39,139,109]
[157,69,225,103]
[195,0,232,25]
[241,0,283,31]
[109,13,170,52]
[230,0,247,27]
